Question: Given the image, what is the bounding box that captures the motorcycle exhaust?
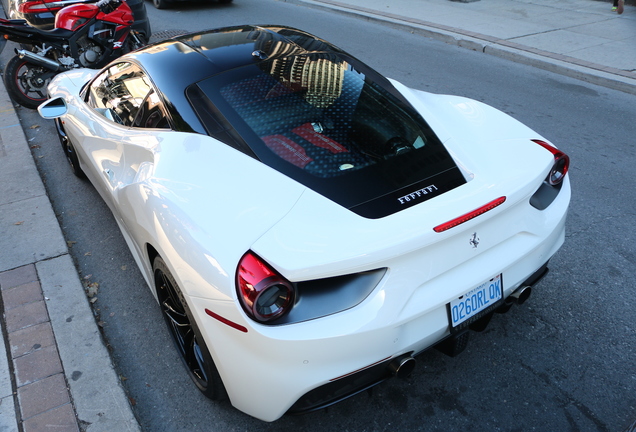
[15,48,60,72]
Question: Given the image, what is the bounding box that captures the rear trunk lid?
[251,134,554,282]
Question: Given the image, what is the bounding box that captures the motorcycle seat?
[2,22,76,41]
[30,27,76,40]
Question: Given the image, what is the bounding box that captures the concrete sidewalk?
[0,79,140,430]
[299,0,636,94]
[0,0,634,431]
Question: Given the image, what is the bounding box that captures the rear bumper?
[189,177,570,422]
[287,259,550,415]
[190,231,566,421]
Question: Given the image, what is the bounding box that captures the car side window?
[132,89,170,129]
[186,84,250,154]
[87,62,152,127]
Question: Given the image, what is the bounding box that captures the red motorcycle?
[0,0,146,109]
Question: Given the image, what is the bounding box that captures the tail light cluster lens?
[532,139,569,186]
[18,1,61,13]
[236,252,295,323]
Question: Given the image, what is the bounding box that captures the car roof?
[123,25,347,134]
[129,26,341,100]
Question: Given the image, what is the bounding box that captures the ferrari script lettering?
[397,185,438,204]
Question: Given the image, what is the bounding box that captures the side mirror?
[38,97,68,119]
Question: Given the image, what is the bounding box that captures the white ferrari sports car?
[38,25,570,421]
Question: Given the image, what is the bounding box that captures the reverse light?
[434,196,506,233]
[532,139,569,186]
[236,252,295,323]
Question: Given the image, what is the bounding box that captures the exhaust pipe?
[15,48,60,72]
[507,285,532,305]
[388,355,415,379]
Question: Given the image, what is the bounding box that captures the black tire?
[218,0,233,3]
[55,119,85,179]
[3,55,56,110]
[153,256,227,400]
[152,0,170,9]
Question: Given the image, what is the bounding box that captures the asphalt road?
[3,0,635,430]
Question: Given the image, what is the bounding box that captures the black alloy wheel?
[153,256,227,400]
[55,120,85,178]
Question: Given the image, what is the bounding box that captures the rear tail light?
[18,1,62,13]
[236,252,295,323]
[532,139,569,186]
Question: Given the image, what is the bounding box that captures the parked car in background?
[1,0,150,39]
[38,25,570,421]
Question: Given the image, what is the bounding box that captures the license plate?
[448,274,503,330]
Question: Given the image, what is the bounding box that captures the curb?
[38,256,141,432]
[291,0,636,95]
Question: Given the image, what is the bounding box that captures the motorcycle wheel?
[4,55,56,110]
